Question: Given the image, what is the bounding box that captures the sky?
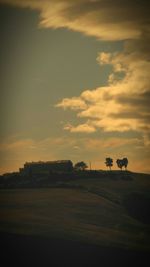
[0,0,150,174]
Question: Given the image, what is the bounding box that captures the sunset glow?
[0,0,149,174]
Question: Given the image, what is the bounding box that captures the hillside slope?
[0,172,150,251]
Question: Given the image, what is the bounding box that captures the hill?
[0,171,150,256]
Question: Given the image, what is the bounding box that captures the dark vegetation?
[105,157,128,170]
[74,161,88,171]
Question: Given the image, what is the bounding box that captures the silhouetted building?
[19,160,73,176]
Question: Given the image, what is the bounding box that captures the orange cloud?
[0,0,149,41]
[56,97,87,110]
[64,122,96,133]
[57,47,150,143]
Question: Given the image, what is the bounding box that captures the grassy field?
[0,171,150,252]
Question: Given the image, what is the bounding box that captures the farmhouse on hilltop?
[19,160,73,176]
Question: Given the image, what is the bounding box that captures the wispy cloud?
[84,137,142,150]
[1,0,149,41]
[56,97,87,110]
[64,122,96,133]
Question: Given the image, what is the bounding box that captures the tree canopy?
[116,158,128,170]
[74,161,88,171]
[105,158,113,170]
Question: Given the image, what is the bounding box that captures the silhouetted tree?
[74,161,88,171]
[122,158,128,170]
[116,158,128,170]
[116,159,124,170]
[105,158,113,170]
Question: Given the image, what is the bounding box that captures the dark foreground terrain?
[1,232,149,267]
[0,171,150,266]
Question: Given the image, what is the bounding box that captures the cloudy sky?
[0,0,150,174]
